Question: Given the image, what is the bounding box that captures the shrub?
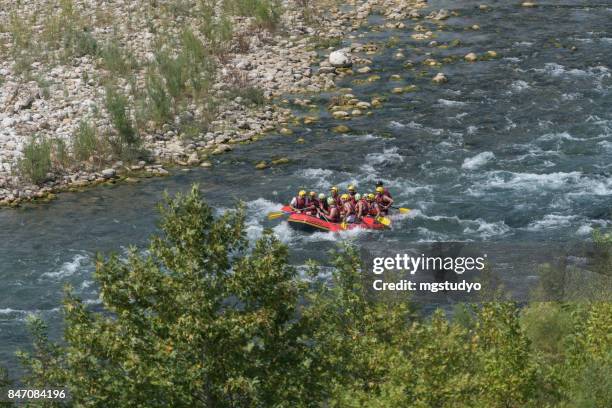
[151,29,216,109]
[253,0,281,30]
[63,28,98,58]
[72,120,99,161]
[227,86,265,106]
[52,138,70,168]
[105,86,141,161]
[145,69,172,124]
[155,50,186,100]
[18,135,53,184]
[41,0,99,60]
[198,5,233,59]
[101,40,136,76]
[180,29,215,95]
[225,0,282,31]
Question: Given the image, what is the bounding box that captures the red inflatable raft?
[280,206,388,232]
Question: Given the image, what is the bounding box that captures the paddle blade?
[398,207,410,214]
[376,216,391,226]
[267,211,285,220]
[340,222,348,230]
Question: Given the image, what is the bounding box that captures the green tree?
[0,365,13,407]
[16,186,610,407]
[18,185,322,407]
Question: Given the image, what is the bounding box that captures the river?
[1,0,611,376]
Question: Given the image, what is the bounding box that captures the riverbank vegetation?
[2,186,609,407]
[1,0,288,186]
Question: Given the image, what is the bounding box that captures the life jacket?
[332,193,342,207]
[328,205,340,222]
[357,199,369,216]
[375,193,386,206]
[305,198,318,215]
[343,201,355,215]
[293,196,306,209]
[369,202,380,216]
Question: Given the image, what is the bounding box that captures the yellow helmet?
[376,186,384,193]
[299,190,306,196]
[309,191,316,197]
[348,185,356,191]
[341,193,349,200]
[318,193,326,199]
[331,186,338,192]
[368,193,375,200]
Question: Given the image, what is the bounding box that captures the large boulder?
[329,49,352,68]
[432,73,448,84]
[464,52,478,62]
[101,168,117,179]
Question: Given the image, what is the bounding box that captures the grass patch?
[72,120,99,161]
[18,135,52,184]
[105,86,142,162]
[101,40,136,76]
[224,0,282,31]
[227,86,265,106]
[310,35,342,50]
[145,69,172,124]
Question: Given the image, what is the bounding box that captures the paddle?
[391,205,410,214]
[267,211,287,220]
[376,216,391,226]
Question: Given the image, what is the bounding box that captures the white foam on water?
[474,171,583,193]
[41,254,89,279]
[513,41,533,47]
[298,168,335,180]
[561,92,581,101]
[539,132,609,145]
[510,80,530,92]
[576,224,594,236]
[463,219,511,238]
[401,121,445,135]
[415,227,451,242]
[270,221,299,244]
[536,131,582,142]
[342,133,379,141]
[388,121,405,129]
[466,125,478,135]
[535,63,611,79]
[525,214,578,231]
[598,140,612,151]
[505,117,517,130]
[503,57,521,62]
[296,171,335,190]
[436,99,467,107]
[364,146,404,166]
[243,198,289,243]
[462,152,495,170]
[565,177,612,197]
[80,280,94,289]
[0,307,61,320]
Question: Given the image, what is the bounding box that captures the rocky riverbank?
[0,0,441,206]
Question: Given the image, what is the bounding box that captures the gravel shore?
[0,0,431,206]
